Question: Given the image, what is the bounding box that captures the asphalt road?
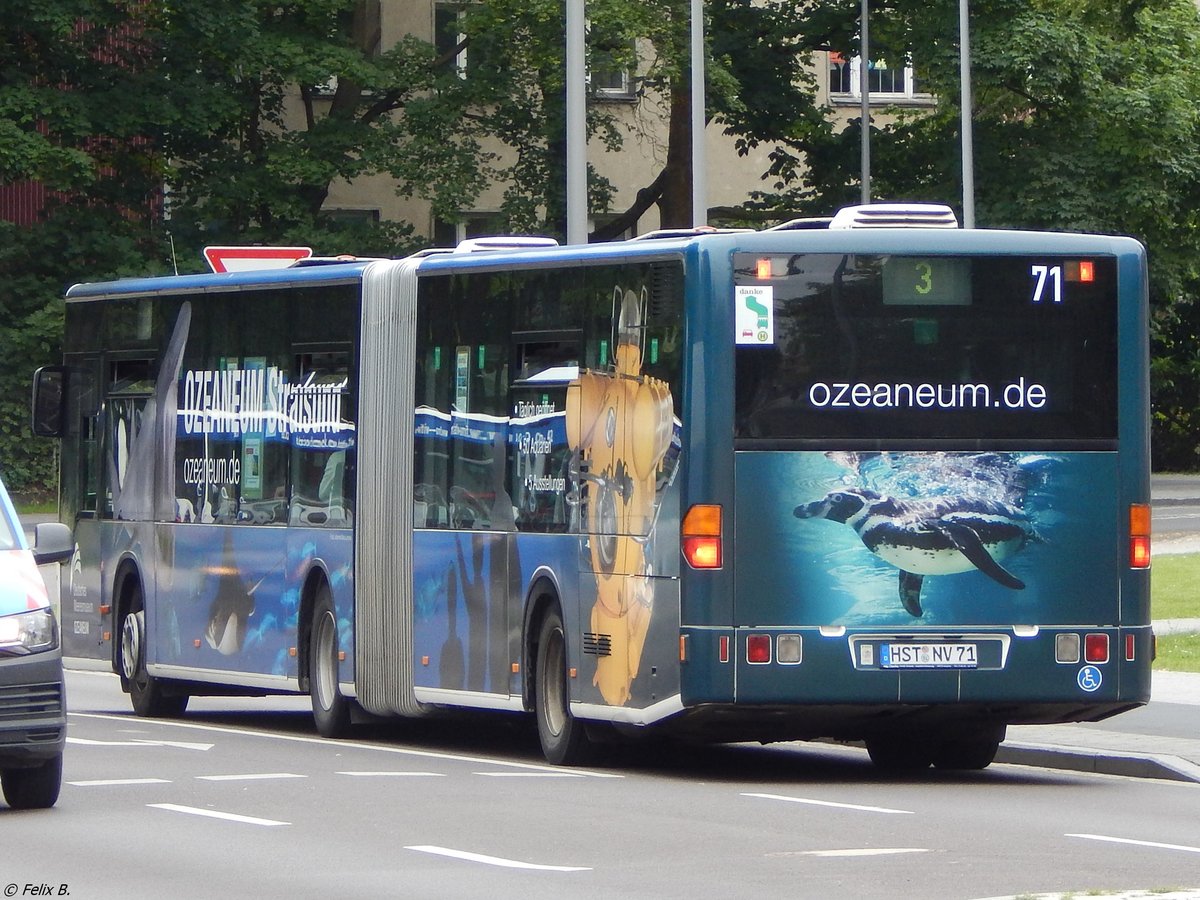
[2,670,1197,900]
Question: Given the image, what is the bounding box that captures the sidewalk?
[999,669,1200,783]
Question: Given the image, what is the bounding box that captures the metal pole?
[959,0,975,228]
[860,0,870,204]
[566,0,587,244]
[691,0,707,227]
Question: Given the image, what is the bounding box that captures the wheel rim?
[541,626,567,737]
[120,610,143,682]
[314,610,338,711]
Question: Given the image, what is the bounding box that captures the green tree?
[1,1,484,494]
[749,0,1200,469]
[1,1,168,496]
[148,1,485,259]
[445,0,820,237]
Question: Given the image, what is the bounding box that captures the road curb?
[996,742,1200,783]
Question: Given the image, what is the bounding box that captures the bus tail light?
[747,634,771,664]
[1125,633,1136,662]
[682,504,722,569]
[1085,633,1109,664]
[1129,503,1150,569]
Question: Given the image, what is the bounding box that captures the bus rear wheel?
[119,587,188,718]
[535,609,592,766]
[931,728,1003,771]
[865,734,932,772]
[310,586,351,738]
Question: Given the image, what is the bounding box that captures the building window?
[590,32,636,101]
[591,65,634,100]
[435,3,468,77]
[326,208,380,224]
[828,52,925,102]
[433,212,508,249]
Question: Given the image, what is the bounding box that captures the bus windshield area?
[733,253,1118,446]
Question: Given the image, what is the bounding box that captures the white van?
[0,475,72,809]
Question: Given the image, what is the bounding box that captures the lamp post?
[691,0,707,227]
[860,0,870,204]
[960,0,975,227]
[566,0,587,244]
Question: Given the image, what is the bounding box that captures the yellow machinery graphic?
[566,287,675,705]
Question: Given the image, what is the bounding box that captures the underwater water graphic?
[737,450,1118,627]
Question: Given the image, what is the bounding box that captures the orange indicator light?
[682,504,723,569]
[1129,503,1151,569]
[756,258,772,280]
[1078,260,1095,282]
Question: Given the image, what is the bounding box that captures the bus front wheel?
[119,588,188,718]
[310,585,351,738]
[535,609,592,767]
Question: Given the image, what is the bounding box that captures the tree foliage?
[4,0,1200,494]
[717,0,1200,468]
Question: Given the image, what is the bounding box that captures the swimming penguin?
[793,489,1033,616]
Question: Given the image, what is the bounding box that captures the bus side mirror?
[31,366,67,438]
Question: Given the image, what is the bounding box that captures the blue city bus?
[32,204,1152,770]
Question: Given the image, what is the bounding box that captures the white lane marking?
[743,792,914,815]
[71,711,619,778]
[799,848,929,858]
[67,737,214,751]
[68,778,172,787]
[474,771,586,778]
[149,803,289,827]
[337,771,446,778]
[1066,833,1200,855]
[197,773,307,782]
[406,845,590,872]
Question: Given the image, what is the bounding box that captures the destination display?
[733,253,1118,443]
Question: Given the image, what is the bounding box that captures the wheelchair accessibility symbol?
[1077,665,1103,693]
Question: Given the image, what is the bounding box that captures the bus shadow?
[179,703,1075,787]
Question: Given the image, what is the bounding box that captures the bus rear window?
[733,253,1118,446]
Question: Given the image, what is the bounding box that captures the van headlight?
[0,608,59,656]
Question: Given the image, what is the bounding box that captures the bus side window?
[289,349,354,528]
[509,335,579,533]
[448,342,509,530]
[104,359,155,521]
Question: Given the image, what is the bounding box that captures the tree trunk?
[657,78,694,228]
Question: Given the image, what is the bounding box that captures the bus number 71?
[1030,264,1063,304]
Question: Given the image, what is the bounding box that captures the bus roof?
[65,258,375,301]
[65,224,1143,301]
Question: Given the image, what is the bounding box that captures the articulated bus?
[32,204,1151,770]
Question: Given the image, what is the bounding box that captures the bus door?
[56,353,103,659]
[100,356,161,667]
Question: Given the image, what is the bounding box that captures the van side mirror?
[31,366,67,438]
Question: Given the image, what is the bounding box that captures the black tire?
[119,585,188,718]
[2,753,63,810]
[310,584,351,738]
[932,733,1002,771]
[865,735,932,772]
[535,608,592,766]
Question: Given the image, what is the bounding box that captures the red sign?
[203,246,312,273]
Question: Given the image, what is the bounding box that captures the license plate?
[880,642,978,669]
